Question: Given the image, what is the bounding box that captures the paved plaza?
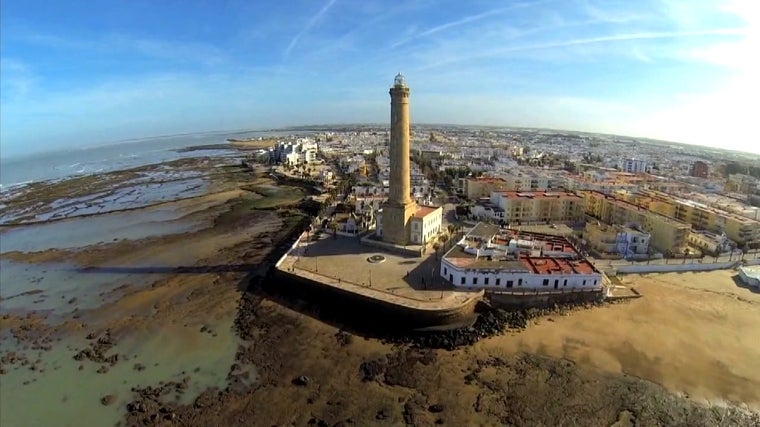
[281,233,481,307]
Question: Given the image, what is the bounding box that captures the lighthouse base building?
[377,204,443,246]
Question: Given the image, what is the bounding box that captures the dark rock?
[334,331,354,346]
[360,358,386,381]
[133,363,146,371]
[292,375,310,386]
[100,394,116,406]
[428,404,445,413]
[96,365,109,374]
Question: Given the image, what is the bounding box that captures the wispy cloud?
[391,1,552,49]
[14,30,228,66]
[0,58,37,101]
[581,0,644,24]
[284,0,338,58]
[416,27,749,70]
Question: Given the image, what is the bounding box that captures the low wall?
[614,261,739,274]
[486,289,604,310]
[269,267,480,331]
[274,231,307,269]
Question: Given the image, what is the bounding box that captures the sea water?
[0,129,299,190]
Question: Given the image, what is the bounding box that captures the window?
[506,280,513,288]
[563,279,567,287]
[461,277,465,285]
[543,279,549,286]
[496,278,501,286]
[449,274,453,282]
[518,278,523,286]
[444,267,447,275]
[473,277,478,285]
[484,277,489,285]
[582,280,586,286]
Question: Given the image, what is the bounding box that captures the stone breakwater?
[387,300,605,350]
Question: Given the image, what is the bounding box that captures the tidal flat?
[1,153,759,427]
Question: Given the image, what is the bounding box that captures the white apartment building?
[618,158,650,173]
[270,139,318,165]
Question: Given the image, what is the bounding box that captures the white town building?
[270,139,318,165]
[440,223,602,292]
[409,205,443,245]
[618,158,650,173]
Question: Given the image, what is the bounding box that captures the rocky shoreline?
[123,272,760,427]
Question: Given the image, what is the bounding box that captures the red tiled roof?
[413,205,440,218]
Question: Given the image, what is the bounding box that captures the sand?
[480,270,760,407]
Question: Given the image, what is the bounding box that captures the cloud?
[13,29,227,66]
[284,0,338,58]
[390,1,552,49]
[0,58,37,101]
[415,27,749,70]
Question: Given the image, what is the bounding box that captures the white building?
[618,158,650,173]
[688,230,733,255]
[440,223,602,292]
[270,139,318,165]
[584,223,651,258]
[470,201,504,221]
[738,266,760,288]
[376,204,443,245]
[409,205,443,245]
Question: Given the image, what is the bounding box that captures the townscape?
[1,74,759,426]
[247,77,760,289]
[4,0,760,424]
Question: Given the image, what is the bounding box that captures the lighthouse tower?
[382,73,417,245]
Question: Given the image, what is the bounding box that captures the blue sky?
[1,0,758,157]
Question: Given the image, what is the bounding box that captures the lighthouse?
[382,73,418,245]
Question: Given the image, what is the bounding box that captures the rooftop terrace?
[444,223,598,275]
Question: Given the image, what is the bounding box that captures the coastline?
[0,145,759,426]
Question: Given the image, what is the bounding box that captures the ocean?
[0,129,296,190]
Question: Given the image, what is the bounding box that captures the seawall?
[612,260,739,274]
[486,289,604,310]
[268,267,481,331]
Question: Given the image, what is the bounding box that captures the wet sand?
[0,159,309,426]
